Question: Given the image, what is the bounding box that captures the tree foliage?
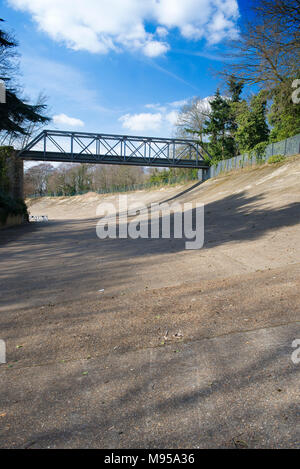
[202,89,233,161]
[174,1,300,163]
[235,92,270,153]
[0,19,49,141]
[201,78,243,161]
[268,76,300,141]
[24,163,147,197]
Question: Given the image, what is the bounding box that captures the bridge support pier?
[197,169,204,181]
[7,151,24,200]
[0,149,24,229]
[198,168,211,182]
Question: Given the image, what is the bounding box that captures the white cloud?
[119,95,213,134]
[169,98,189,108]
[9,0,239,56]
[119,113,163,132]
[156,26,168,38]
[119,97,192,133]
[165,110,179,126]
[53,113,85,127]
[143,41,169,58]
[145,103,167,112]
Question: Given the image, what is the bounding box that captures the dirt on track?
[0,156,299,448]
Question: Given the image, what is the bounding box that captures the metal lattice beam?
[18,130,211,169]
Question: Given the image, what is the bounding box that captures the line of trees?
[24,163,147,197]
[24,162,200,198]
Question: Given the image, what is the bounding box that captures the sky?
[1,0,250,143]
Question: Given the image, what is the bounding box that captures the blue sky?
[2,0,250,139]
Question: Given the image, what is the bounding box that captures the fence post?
[284,138,287,155]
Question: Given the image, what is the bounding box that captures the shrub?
[253,141,268,156]
[0,192,29,224]
[268,154,285,164]
[253,141,268,164]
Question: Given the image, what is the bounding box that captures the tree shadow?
[1,189,299,311]
[109,190,300,253]
[1,323,298,448]
[159,179,204,203]
[1,187,299,447]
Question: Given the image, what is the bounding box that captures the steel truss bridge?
[18,130,211,169]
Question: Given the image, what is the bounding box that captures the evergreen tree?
[203,89,235,161]
[0,18,15,48]
[0,19,49,138]
[235,92,269,153]
[226,76,244,156]
[227,76,244,103]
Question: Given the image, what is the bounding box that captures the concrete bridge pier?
[197,169,203,181]
[0,148,24,228]
[198,168,211,182]
[7,150,24,200]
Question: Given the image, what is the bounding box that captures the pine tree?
[226,76,244,156]
[227,76,244,103]
[203,89,235,161]
[0,19,49,138]
[235,92,269,153]
[0,18,15,48]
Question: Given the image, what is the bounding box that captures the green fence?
[208,133,300,179]
[27,174,198,199]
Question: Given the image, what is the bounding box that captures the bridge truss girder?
[18,130,211,169]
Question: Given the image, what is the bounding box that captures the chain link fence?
[27,174,198,199]
[208,133,300,179]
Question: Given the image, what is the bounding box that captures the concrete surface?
[0,157,299,448]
